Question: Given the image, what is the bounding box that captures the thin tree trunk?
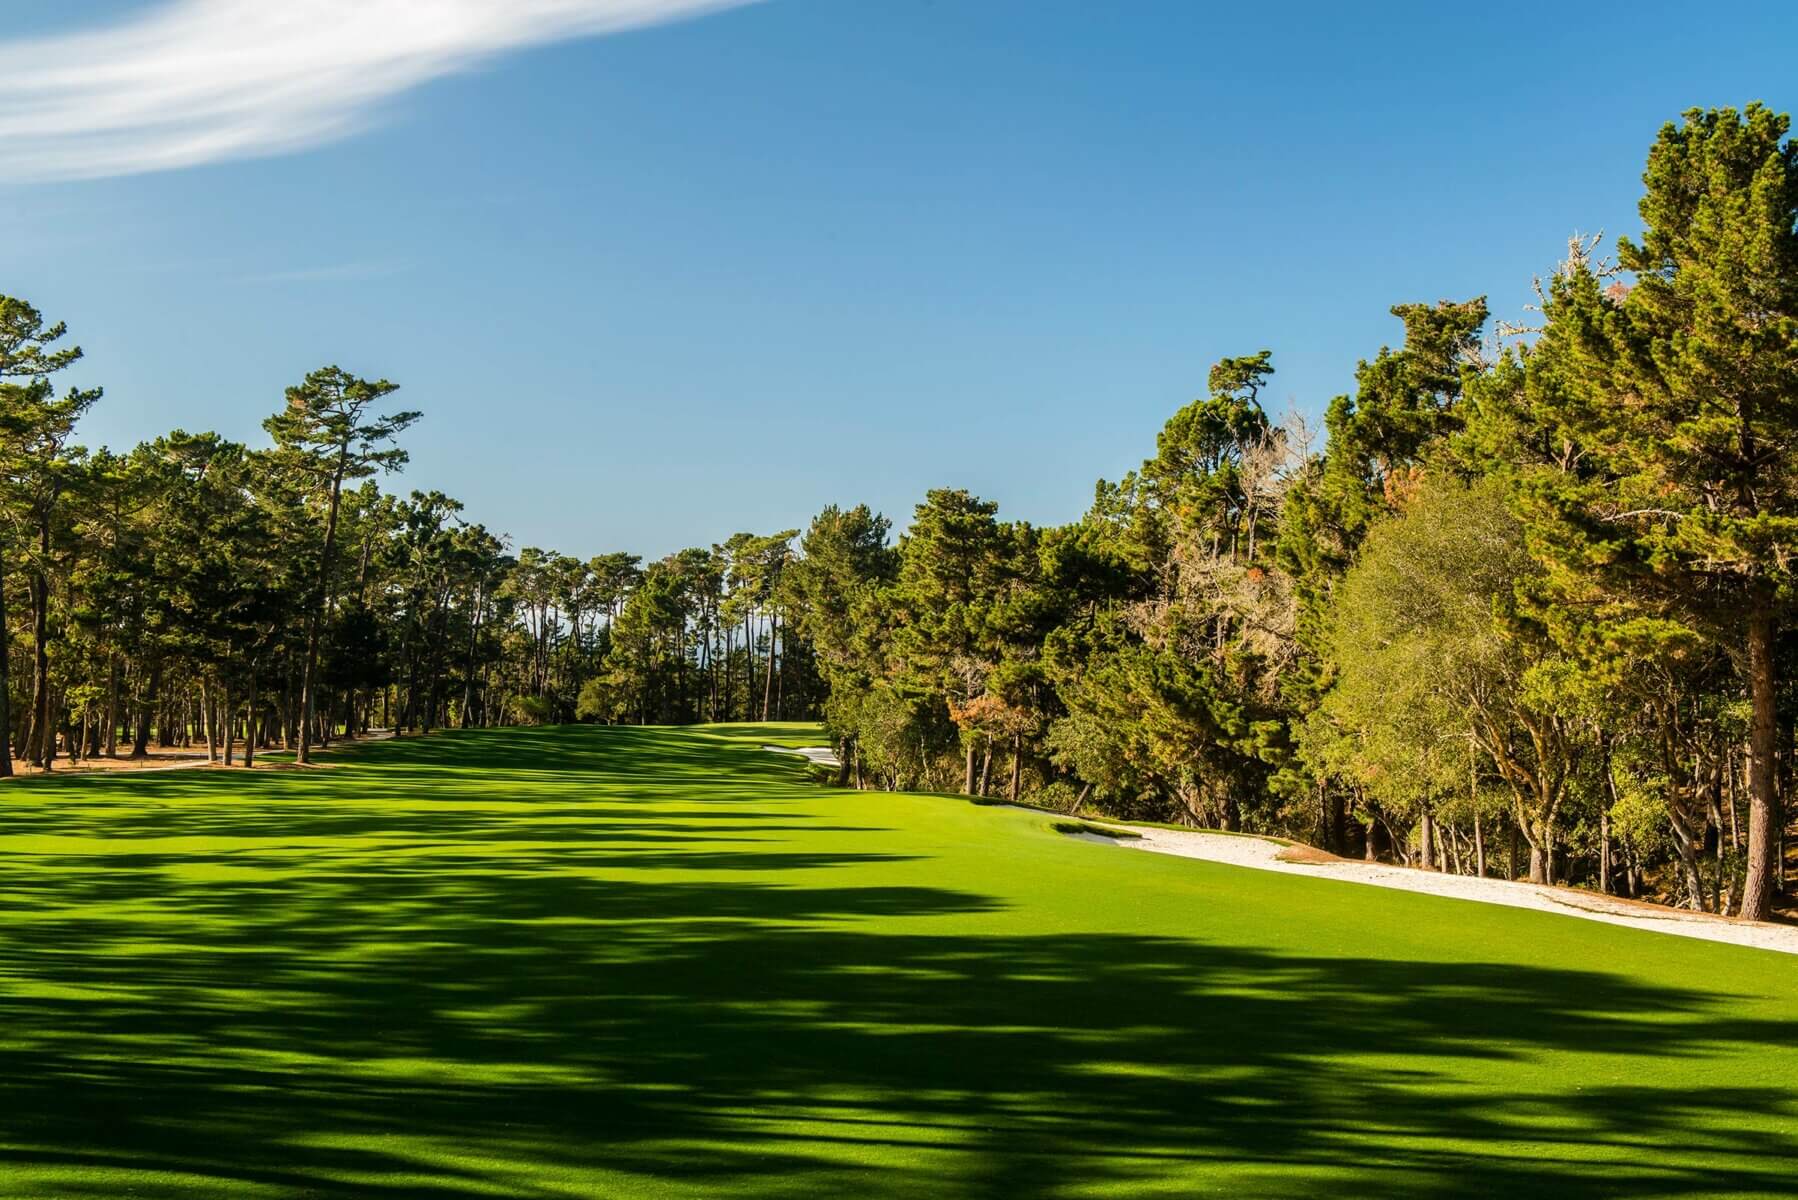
[297,457,349,766]
[1599,733,1617,894]
[742,616,754,722]
[132,661,159,758]
[41,689,58,770]
[200,678,217,763]
[222,680,235,767]
[28,523,50,766]
[1730,746,1744,850]
[105,656,119,757]
[243,661,258,770]
[761,613,777,722]
[1742,608,1781,921]
[0,556,11,777]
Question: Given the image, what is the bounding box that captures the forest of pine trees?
[3,105,1794,920]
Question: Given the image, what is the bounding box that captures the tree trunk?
[54,697,73,767]
[1729,748,1744,850]
[1007,734,1023,804]
[461,588,482,729]
[200,678,217,763]
[28,529,50,767]
[1597,731,1618,893]
[243,662,258,770]
[1473,809,1486,879]
[40,689,57,771]
[741,616,754,723]
[222,680,235,767]
[105,656,119,757]
[1741,608,1781,921]
[1419,812,1437,872]
[132,661,159,758]
[761,613,777,722]
[1529,843,1549,886]
[963,743,977,795]
[297,457,349,766]
[0,555,11,777]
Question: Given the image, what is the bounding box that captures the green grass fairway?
[2,726,1795,1197]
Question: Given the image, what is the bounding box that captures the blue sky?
[5,0,1796,558]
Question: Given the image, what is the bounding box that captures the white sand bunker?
[1080,823,1798,957]
[764,745,842,768]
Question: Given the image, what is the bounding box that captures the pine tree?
[264,367,418,764]
[1525,105,1798,919]
[0,296,100,772]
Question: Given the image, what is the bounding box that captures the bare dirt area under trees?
[6,730,396,777]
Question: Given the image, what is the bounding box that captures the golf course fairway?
[0,724,1793,1198]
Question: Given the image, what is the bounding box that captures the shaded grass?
[0,723,1794,1197]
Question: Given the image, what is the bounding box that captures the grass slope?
[0,724,1794,1198]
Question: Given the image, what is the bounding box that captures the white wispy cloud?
[0,0,757,183]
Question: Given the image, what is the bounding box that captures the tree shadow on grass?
[3,870,1793,1198]
[0,728,1794,1198]
[308,724,811,784]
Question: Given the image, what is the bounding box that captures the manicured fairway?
[1,726,1795,1198]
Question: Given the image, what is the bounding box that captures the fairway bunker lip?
[1051,820,1143,840]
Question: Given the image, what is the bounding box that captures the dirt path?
[1074,824,1798,956]
[5,729,397,778]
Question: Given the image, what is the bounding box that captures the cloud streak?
[0,0,756,183]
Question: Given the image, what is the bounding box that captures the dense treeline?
[3,105,1793,920]
[791,104,1798,921]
